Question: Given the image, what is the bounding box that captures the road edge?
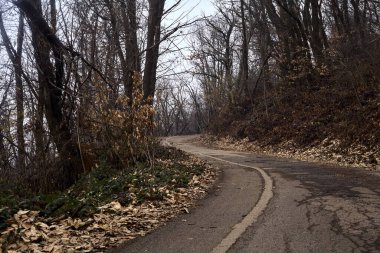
[202,155,273,253]
[166,137,274,253]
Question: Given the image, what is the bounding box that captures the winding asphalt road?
[111,135,380,253]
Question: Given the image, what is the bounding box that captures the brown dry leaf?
[99,201,122,212]
[1,226,14,236]
[45,245,63,253]
[1,157,218,253]
[17,210,30,216]
[202,134,380,170]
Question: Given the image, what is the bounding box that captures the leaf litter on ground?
[0,147,218,252]
[201,135,380,171]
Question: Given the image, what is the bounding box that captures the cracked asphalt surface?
[231,156,380,253]
[111,136,380,253]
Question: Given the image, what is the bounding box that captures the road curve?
[198,147,273,253]
[110,135,380,253]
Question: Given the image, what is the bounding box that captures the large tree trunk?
[105,0,127,99]
[35,84,45,167]
[15,0,83,188]
[310,0,324,64]
[143,0,165,103]
[15,14,25,173]
[121,0,141,100]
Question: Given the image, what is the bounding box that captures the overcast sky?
[156,0,215,80]
[165,0,215,22]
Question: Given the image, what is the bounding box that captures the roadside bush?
[82,73,156,169]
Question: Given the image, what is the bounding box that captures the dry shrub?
[1,74,156,193]
[83,74,156,168]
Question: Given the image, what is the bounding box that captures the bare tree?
[0,11,26,172]
[143,0,166,102]
[14,0,83,188]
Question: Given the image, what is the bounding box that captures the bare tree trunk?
[310,0,324,64]
[351,0,365,44]
[105,0,127,99]
[15,0,83,188]
[15,14,25,172]
[35,85,45,165]
[143,0,165,103]
[238,0,249,96]
[121,0,141,100]
[0,12,26,172]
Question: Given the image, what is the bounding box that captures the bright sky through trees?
[158,0,215,80]
[166,0,215,21]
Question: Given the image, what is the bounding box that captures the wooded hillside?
[190,0,380,167]
[1,0,379,193]
[0,0,379,250]
[0,0,172,192]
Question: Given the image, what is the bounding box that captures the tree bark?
[121,0,141,100]
[15,0,83,188]
[143,0,165,103]
[238,0,249,96]
[310,0,324,63]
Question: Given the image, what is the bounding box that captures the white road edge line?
[165,138,273,253]
[201,154,273,253]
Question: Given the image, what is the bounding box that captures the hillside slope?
[207,84,380,169]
